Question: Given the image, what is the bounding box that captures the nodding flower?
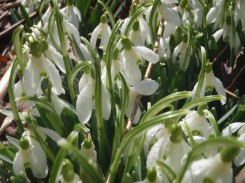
[13,131,48,178]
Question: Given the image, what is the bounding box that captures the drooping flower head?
[13,131,48,178]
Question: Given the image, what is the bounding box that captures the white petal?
[79,43,93,61]
[64,21,80,44]
[212,29,224,42]
[40,127,62,143]
[74,6,82,22]
[213,76,226,104]
[132,79,159,96]
[100,24,112,48]
[222,123,244,137]
[45,45,66,73]
[129,30,144,46]
[163,22,176,38]
[30,138,48,178]
[43,58,65,95]
[206,6,219,24]
[139,18,152,44]
[134,46,159,64]
[121,51,142,86]
[121,18,130,35]
[76,79,94,124]
[51,93,69,116]
[160,5,181,26]
[13,151,25,175]
[90,25,101,48]
[101,83,111,120]
[78,73,90,92]
[146,137,164,168]
[22,57,42,96]
[70,7,80,30]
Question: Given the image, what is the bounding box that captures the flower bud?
[221,146,240,163]
[101,14,107,24]
[62,159,75,182]
[132,20,140,31]
[170,124,182,143]
[147,167,157,182]
[205,62,212,73]
[19,137,29,150]
[121,37,133,50]
[83,138,92,149]
[30,41,42,58]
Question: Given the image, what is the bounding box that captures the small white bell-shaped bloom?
[22,41,65,96]
[158,37,171,60]
[206,0,223,30]
[222,122,245,167]
[158,0,181,26]
[147,124,191,174]
[61,1,81,30]
[173,37,191,71]
[76,66,111,124]
[182,146,240,183]
[120,37,159,86]
[80,138,97,163]
[90,14,112,49]
[192,62,226,104]
[121,17,151,46]
[179,110,213,139]
[13,131,48,178]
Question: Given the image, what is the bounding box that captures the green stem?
[8,59,24,135]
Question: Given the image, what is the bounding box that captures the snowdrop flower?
[179,110,213,139]
[126,79,159,124]
[192,62,226,104]
[76,66,111,124]
[120,37,159,86]
[182,146,240,183]
[121,17,151,46]
[59,159,82,183]
[173,38,191,71]
[147,124,191,174]
[22,41,65,96]
[222,122,245,167]
[13,131,48,178]
[158,37,171,61]
[90,14,112,49]
[61,1,82,30]
[158,0,181,26]
[206,0,224,30]
[80,138,97,163]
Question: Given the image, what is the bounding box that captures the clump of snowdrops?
[0,0,245,182]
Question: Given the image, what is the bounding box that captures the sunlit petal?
[134,46,159,64]
[132,79,159,96]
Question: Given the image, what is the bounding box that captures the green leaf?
[218,104,238,124]
[6,136,19,149]
[19,4,33,28]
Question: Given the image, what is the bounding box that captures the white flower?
[126,79,159,124]
[173,41,191,71]
[90,15,112,49]
[61,4,82,30]
[121,17,151,46]
[179,110,213,139]
[158,1,181,26]
[80,139,97,163]
[76,73,111,124]
[206,1,223,29]
[13,131,48,178]
[182,153,233,183]
[22,54,65,96]
[192,70,226,105]
[159,37,171,60]
[221,122,245,167]
[120,37,159,86]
